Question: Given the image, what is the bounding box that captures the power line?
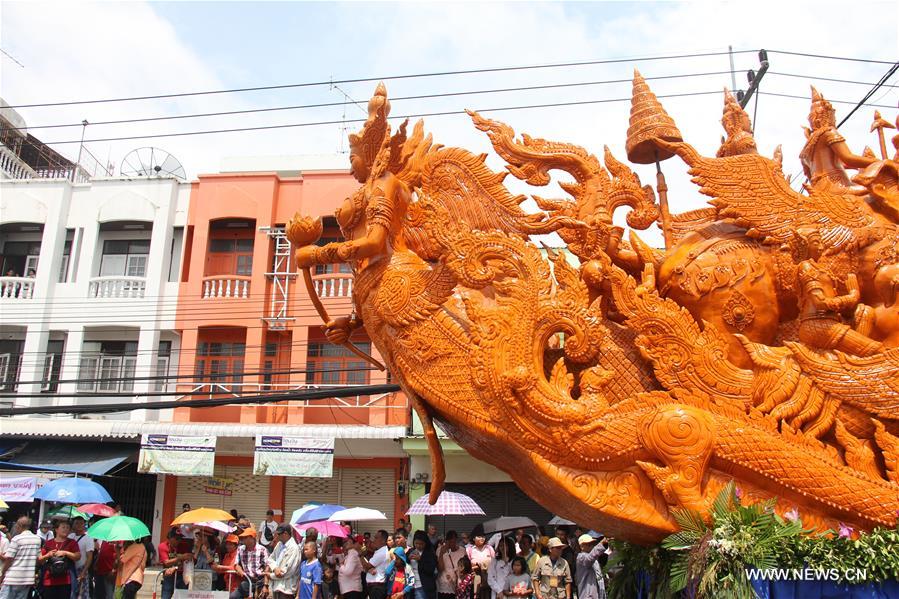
[766,49,898,65]
[758,91,896,109]
[837,61,899,127]
[0,383,403,416]
[5,49,759,109]
[38,90,726,145]
[12,70,737,131]
[768,71,899,88]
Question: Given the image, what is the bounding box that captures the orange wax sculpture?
[288,77,899,544]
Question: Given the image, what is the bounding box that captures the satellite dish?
[120,147,186,179]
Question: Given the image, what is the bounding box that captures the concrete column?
[74,222,100,297]
[131,324,161,422]
[17,326,50,404]
[144,198,173,298]
[56,326,85,404]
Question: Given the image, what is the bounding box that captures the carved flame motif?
[291,80,899,543]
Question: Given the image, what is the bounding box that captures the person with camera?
[37,520,81,599]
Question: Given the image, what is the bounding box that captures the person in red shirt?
[212,535,240,593]
[37,520,81,599]
[93,539,119,599]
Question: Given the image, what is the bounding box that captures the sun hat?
[238,527,257,538]
[578,534,598,545]
[547,537,565,549]
[226,534,239,544]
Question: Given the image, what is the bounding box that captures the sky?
[2,1,897,245]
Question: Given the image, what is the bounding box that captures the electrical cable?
[4,49,759,109]
[837,61,899,127]
[0,382,404,416]
[11,70,737,131]
[757,91,896,109]
[765,49,898,65]
[38,90,725,145]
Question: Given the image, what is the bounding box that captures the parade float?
[287,72,899,596]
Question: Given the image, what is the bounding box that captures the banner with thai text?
[138,435,216,476]
[203,476,234,496]
[253,436,334,477]
[0,476,37,502]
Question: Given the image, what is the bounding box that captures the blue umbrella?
[294,504,346,526]
[290,503,321,525]
[34,477,113,504]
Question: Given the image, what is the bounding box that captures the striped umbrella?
[406,491,485,516]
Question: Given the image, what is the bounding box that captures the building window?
[305,341,371,386]
[195,341,246,386]
[58,239,73,283]
[77,341,138,392]
[1,241,41,278]
[41,340,64,393]
[154,341,172,392]
[0,340,24,392]
[99,240,150,278]
[207,238,254,276]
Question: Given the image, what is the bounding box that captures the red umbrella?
[78,503,117,517]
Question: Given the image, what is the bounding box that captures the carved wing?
[658,140,877,244]
[785,343,899,419]
[403,147,554,260]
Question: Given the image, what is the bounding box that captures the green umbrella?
[87,516,150,542]
[47,506,90,519]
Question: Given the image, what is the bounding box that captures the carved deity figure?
[795,228,883,356]
[716,89,757,158]
[800,87,875,187]
[294,83,411,344]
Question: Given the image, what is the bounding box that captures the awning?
[0,440,135,476]
[0,418,407,440]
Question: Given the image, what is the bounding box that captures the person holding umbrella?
[436,531,465,599]
[37,520,81,599]
[114,538,147,599]
[69,516,94,599]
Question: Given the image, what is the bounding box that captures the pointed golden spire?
[626,69,684,164]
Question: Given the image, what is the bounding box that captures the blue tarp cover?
[0,441,134,476]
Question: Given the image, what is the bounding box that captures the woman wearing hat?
[385,547,416,599]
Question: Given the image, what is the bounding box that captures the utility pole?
[73,119,88,182]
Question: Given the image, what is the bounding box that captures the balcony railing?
[312,273,353,298]
[88,276,147,298]
[0,143,38,180]
[0,277,35,299]
[202,275,251,299]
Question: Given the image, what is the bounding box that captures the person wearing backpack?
[37,520,81,599]
[258,511,277,552]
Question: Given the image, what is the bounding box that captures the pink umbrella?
[294,520,349,538]
[78,504,117,517]
[195,521,236,533]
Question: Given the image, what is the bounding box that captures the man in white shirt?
[69,516,94,599]
[0,517,42,599]
[258,510,278,552]
[38,521,53,542]
[267,524,300,599]
[361,530,388,599]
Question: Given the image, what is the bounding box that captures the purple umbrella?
[406,491,485,516]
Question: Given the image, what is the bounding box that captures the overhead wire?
[0,383,404,416]
[8,70,739,131]
[38,90,727,145]
[837,61,899,127]
[4,49,760,109]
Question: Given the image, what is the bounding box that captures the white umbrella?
[327,507,387,522]
[196,521,235,533]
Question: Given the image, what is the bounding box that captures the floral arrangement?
[606,481,899,599]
